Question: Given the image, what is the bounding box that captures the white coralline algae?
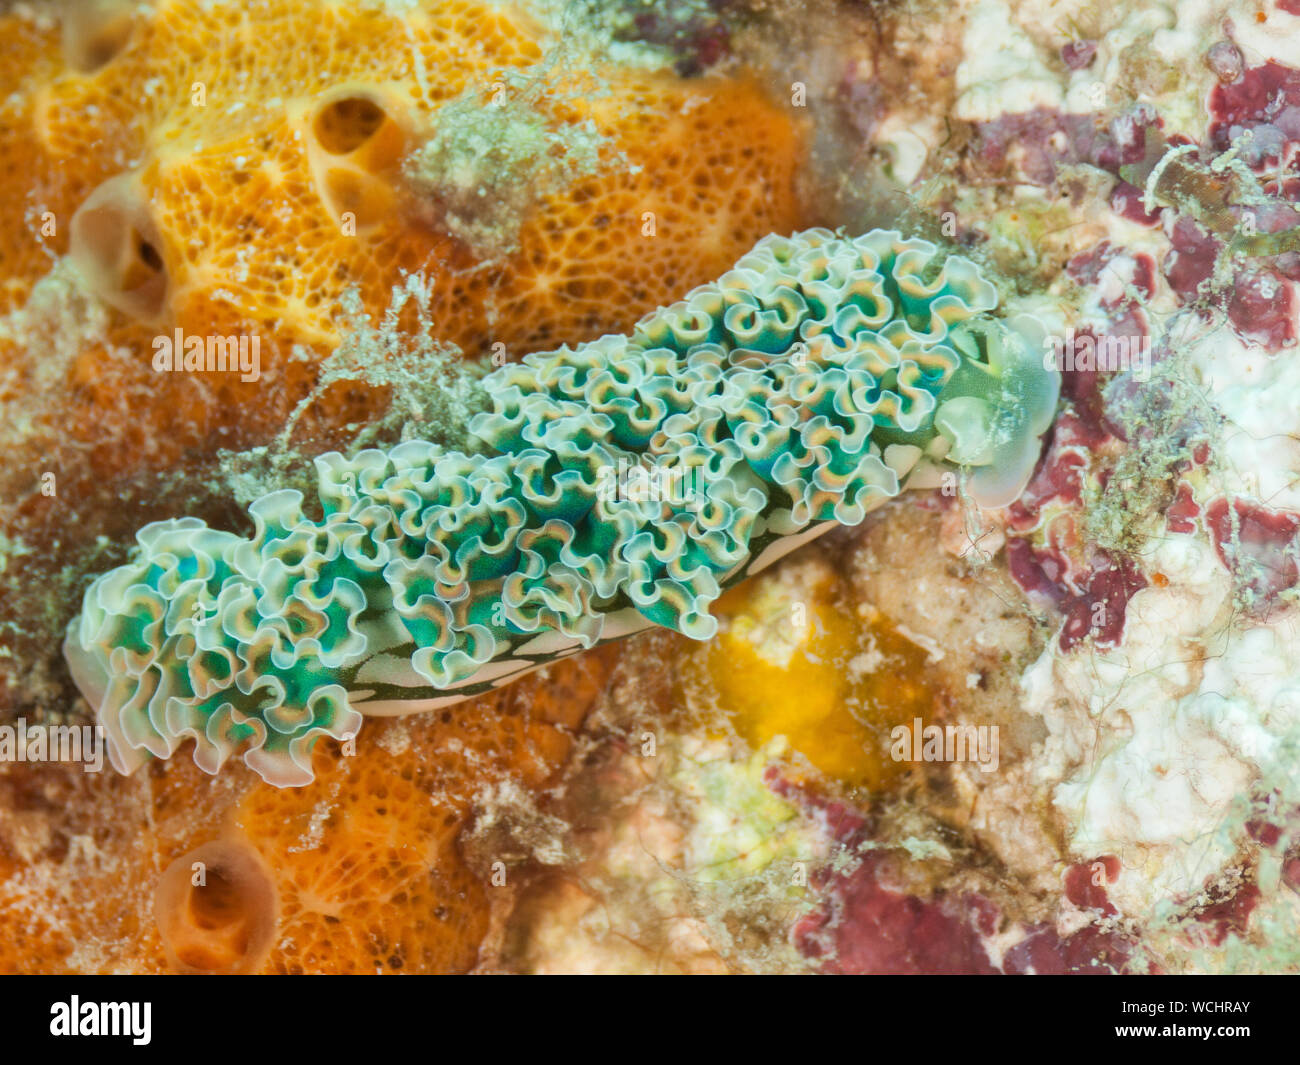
[1024,320,1300,916]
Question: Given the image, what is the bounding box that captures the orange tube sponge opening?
[155,836,279,975]
[68,171,169,325]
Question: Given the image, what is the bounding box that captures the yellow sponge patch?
[704,562,934,791]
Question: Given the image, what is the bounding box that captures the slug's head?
[931,313,1060,508]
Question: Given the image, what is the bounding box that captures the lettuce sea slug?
[63,228,1060,786]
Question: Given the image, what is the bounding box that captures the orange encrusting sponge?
[0,651,615,974]
[0,0,808,483]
